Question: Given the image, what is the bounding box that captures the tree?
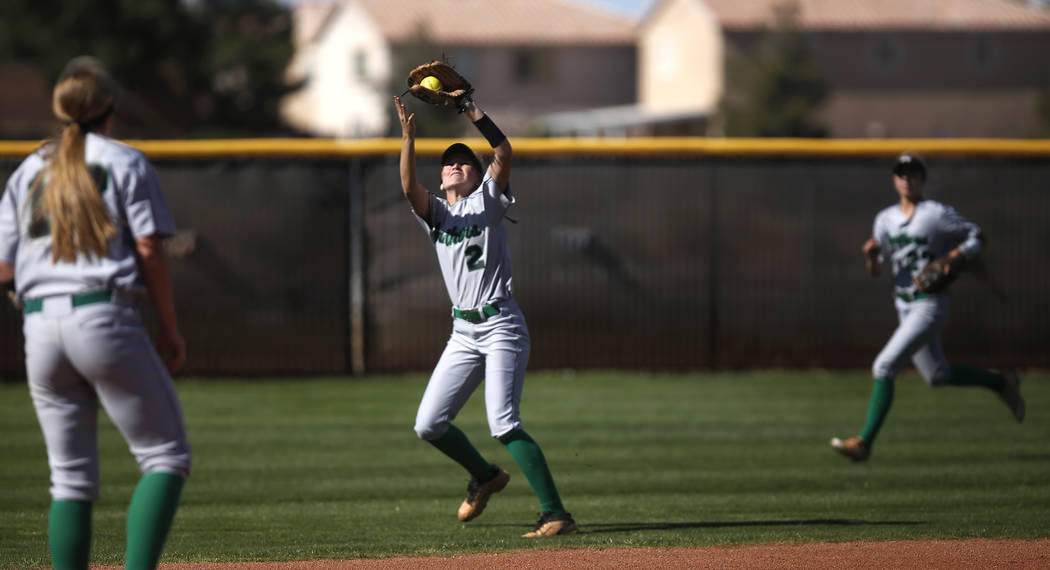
[719,2,829,137]
[191,0,295,137]
[0,0,293,138]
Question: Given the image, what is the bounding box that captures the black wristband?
[473,114,506,148]
[1,280,13,294]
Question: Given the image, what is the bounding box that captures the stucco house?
[281,0,637,138]
[639,0,1050,137]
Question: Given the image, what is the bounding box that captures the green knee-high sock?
[428,424,496,481]
[49,499,93,570]
[499,430,566,516]
[125,471,185,570]
[860,377,895,447]
[948,364,1005,392]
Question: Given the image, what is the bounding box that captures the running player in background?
[0,57,191,568]
[830,153,1024,462]
[393,94,577,537]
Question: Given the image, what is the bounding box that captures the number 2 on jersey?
[465,244,485,271]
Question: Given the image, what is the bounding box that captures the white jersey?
[872,199,981,307]
[0,133,174,301]
[413,172,515,311]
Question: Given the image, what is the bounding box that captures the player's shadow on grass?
[580,518,923,534]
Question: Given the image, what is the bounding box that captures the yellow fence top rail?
[2,137,1050,160]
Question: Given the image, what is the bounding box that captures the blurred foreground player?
[0,57,190,568]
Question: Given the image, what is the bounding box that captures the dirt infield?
[99,538,1049,569]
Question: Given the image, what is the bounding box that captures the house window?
[352,49,368,81]
[866,36,903,71]
[514,48,553,84]
[453,49,478,80]
[972,36,999,70]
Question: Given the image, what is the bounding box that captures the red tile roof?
[353,0,637,45]
[690,0,1050,30]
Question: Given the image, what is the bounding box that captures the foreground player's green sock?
[499,429,567,516]
[125,471,185,570]
[49,499,93,570]
[428,424,495,481]
[947,364,1005,392]
[859,377,895,446]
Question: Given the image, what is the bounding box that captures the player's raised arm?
[394,96,430,221]
[463,99,511,192]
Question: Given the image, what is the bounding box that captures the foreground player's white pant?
[25,295,191,501]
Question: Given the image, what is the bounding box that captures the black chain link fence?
[1,145,1047,378]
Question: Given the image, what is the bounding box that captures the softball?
[420,75,442,91]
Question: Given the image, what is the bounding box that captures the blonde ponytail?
[32,58,117,263]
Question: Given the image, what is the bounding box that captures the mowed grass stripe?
[0,371,1046,567]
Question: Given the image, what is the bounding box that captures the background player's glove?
[913,256,961,293]
[407,61,474,112]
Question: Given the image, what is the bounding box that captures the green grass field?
[0,370,1047,568]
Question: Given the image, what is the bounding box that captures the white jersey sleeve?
[936,204,982,259]
[482,177,514,225]
[412,192,442,233]
[119,152,175,239]
[0,169,23,265]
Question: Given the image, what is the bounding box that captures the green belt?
[453,303,500,323]
[896,291,929,303]
[23,289,115,315]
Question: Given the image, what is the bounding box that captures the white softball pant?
[872,295,951,385]
[24,294,191,502]
[414,299,530,441]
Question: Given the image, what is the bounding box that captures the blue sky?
[573,0,656,19]
[277,0,657,21]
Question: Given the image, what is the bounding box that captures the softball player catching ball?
[394,94,577,537]
[831,153,1024,462]
[0,57,191,568]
